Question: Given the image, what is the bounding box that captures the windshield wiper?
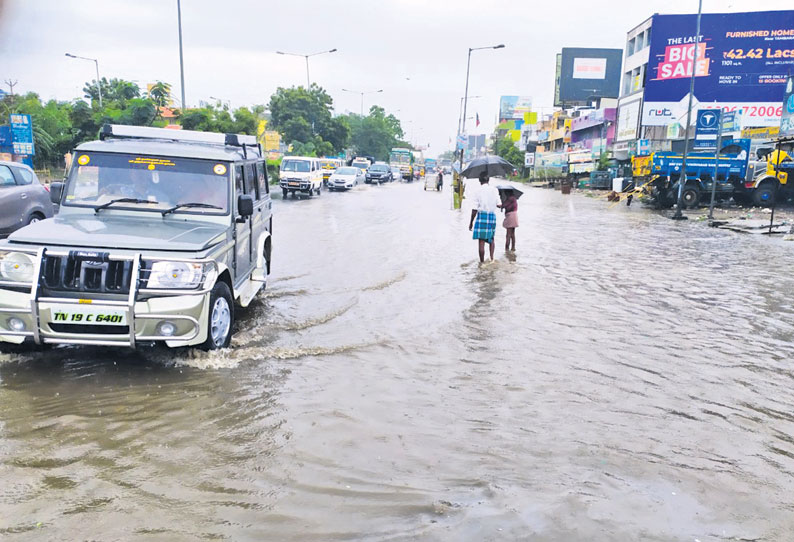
[161,202,223,216]
[94,198,158,213]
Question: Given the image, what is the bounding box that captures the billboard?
[553,53,562,107]
[499,96,532,121]
[642,10,794,128]
[782,75,794,137]
[616,95,642,142]
[557,48,623,105]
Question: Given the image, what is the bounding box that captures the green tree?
[268,85,349,154]
[495,137,524,170]
[148,81,171,118]
[84,78,141,108]
[342,106,408,161]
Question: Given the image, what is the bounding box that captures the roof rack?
[99,124,260,153]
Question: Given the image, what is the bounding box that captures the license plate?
[288,182,300,187]
[48,304,127,326]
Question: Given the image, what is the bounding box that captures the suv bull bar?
[0,247,218,348]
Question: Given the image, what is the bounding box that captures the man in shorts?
[468,171,500,262]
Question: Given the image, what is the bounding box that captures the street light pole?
[341,88,383,116]
[276,49,337,88]
[177,0,186,109]
[456,44,504,209]
[672,0,703,220]
[65,53,102,108]
[458,95,482,135]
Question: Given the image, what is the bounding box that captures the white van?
[279,156,323,198]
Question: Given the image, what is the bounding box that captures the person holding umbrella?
[468,171,500,262]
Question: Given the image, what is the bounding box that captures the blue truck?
[646,139,754,208]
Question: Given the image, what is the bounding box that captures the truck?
[424,158,438,174]
[389,148,413,181]
[734,145,794,206]
[640,139,754,209]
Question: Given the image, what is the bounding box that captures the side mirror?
[50,181,64,204]
[237,194,254,217]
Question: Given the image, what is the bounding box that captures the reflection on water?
[2,182,794,540]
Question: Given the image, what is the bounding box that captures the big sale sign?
[642,10,794,128]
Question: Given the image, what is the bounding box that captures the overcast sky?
[2,0,792,155]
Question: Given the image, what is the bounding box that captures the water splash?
[362,271,407,292]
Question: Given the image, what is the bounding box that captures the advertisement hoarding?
[693,109,721,150]
[9,114,34,156]
[553,53,562,107]
[558,48,623,105]
[616,95,642,141]
[781,75,794,137]
[642,10,794,128]
[499,96,533,121]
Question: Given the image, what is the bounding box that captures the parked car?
[0,124,273,351]
[0,161,54,237]
[390,166,403,182]
[328,166,364,191]
[279,156,323,198]
[366,163,393,184]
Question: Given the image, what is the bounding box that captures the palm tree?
[148,81,171,118]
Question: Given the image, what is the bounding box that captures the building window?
[627,38,635,56]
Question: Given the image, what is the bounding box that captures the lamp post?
[672,0,703,220]
[341,88,383,116]
[276,48,337,88]
[65,53,102,108]
[456,44,505,209]
[177,0,186,109]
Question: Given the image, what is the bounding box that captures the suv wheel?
[27,212,44,225]
[201,281,233,350]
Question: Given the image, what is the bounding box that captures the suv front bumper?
[0,249,217,348]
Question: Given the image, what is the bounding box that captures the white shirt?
[474,183,500,213]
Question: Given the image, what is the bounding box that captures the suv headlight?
[0,252,35,283]
[147,261,205,289]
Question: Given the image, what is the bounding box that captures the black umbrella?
[496,184,524,201]
[460,155,516,179]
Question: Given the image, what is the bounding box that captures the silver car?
[0,161,54,237]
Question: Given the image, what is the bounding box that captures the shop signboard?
[524,152,535,167]
[781,75,794,137]
[694,109,721,150]
[721,110,740,133]
[637,139,651,156]
[741,126,779,139]
[642,10,794,128]
[499,96,532,121]
[557,47,622,105]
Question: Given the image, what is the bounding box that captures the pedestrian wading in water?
[468,172,500,262]
[498,188,518,251]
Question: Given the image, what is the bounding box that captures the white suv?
[279,157,323,198]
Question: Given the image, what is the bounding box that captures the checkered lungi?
[472,211,497,243]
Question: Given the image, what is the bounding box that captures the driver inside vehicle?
[98,167,170,204]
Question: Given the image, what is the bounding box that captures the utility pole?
[177,0,187,109]
[672,0,703,220]
[4,79,18,96]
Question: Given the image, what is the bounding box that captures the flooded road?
[2,179,794,541]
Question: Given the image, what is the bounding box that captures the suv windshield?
[64,152,229,213]
[370,165,389,172]
[281,160,311,173]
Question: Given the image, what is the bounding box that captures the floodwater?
[2,179,794,541]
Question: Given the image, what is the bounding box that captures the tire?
[27,212,44,225]
[682,185,700,209]
[753,183,777,207]
[282,188,288,199]
[200,281,233,350]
